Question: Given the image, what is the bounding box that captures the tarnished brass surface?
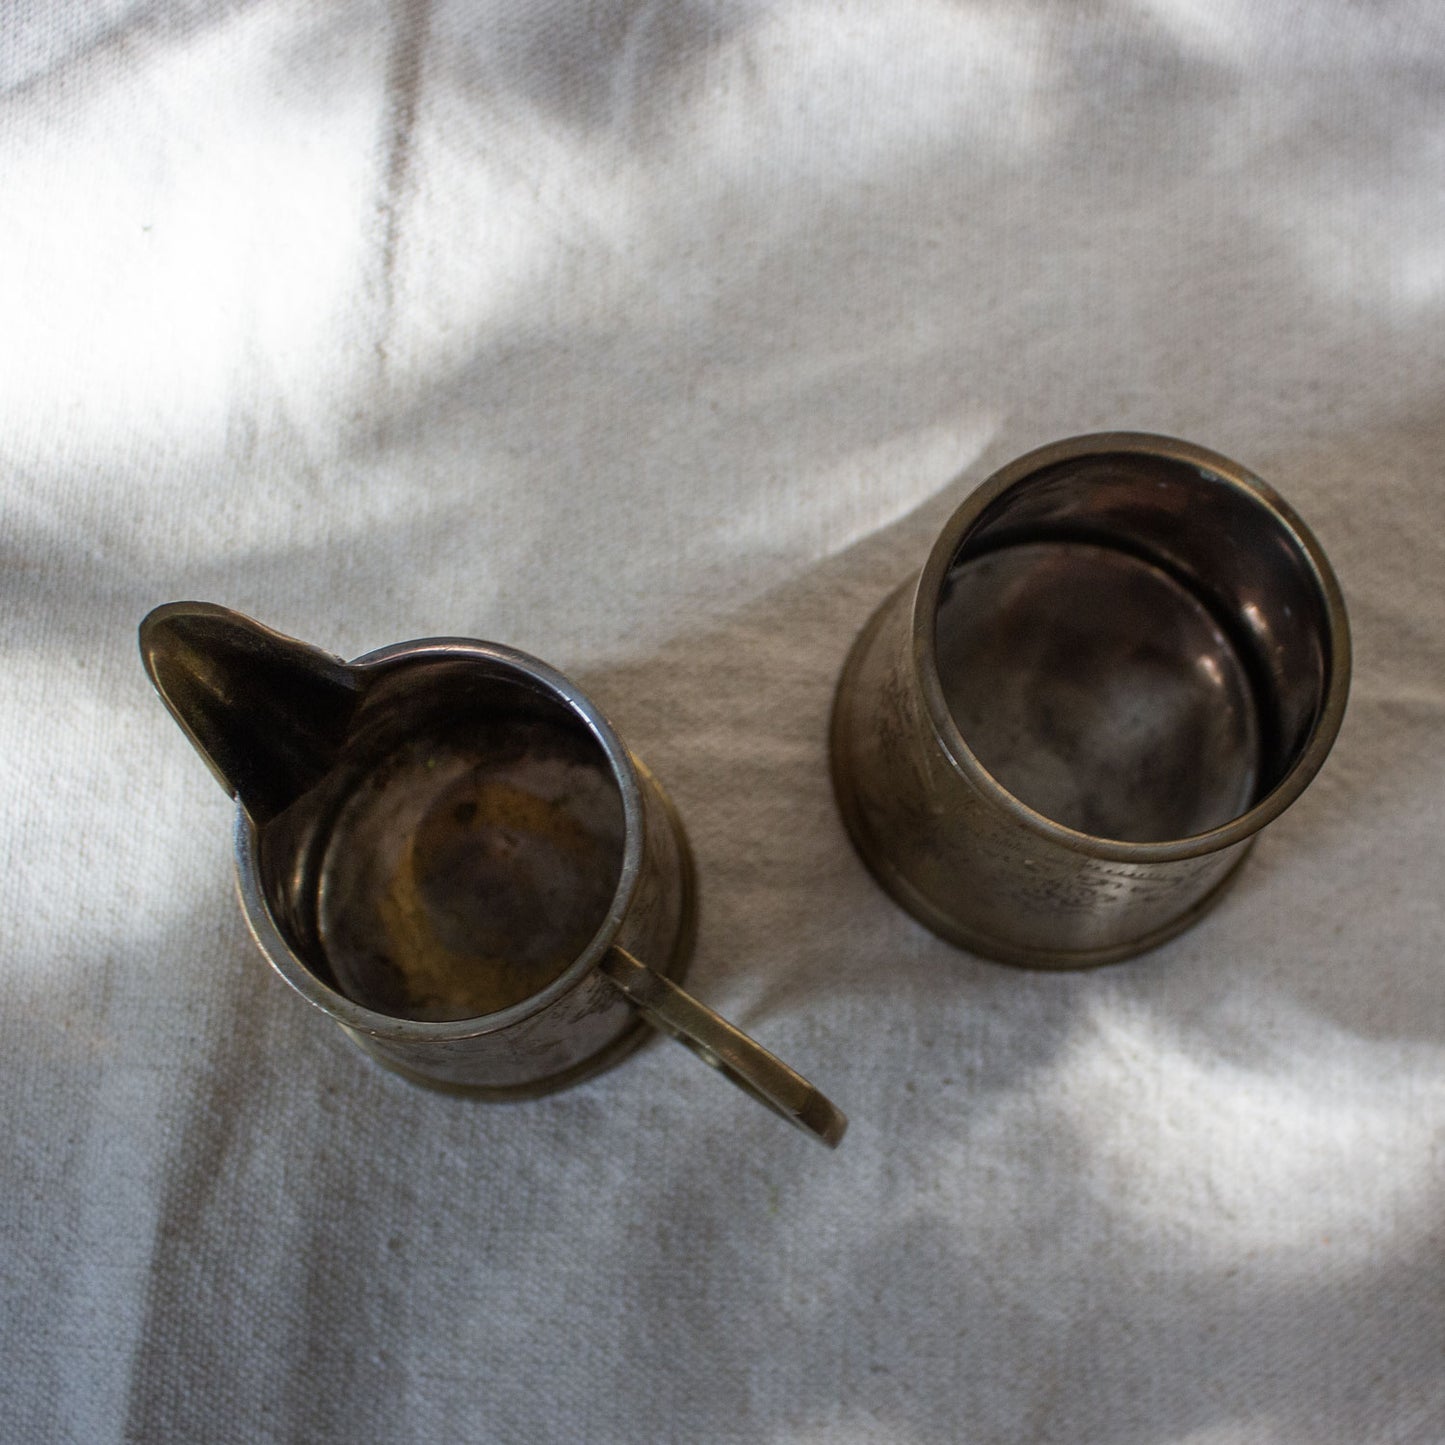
[830,433,1350,968]
[317,718,627,1021]
[142,606,846,1145]
[332,775,700,1103]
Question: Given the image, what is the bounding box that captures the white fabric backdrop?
[3,2,1443,1440]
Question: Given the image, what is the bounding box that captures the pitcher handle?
[599,947,847,1148]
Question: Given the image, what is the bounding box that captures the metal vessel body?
[232,640,692,1094]
[831,434,1350,968]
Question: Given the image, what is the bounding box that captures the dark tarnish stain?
[315,720,628,1022]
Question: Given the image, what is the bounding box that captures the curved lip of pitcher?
[911,431,1354,865]
[234,638,646,1041]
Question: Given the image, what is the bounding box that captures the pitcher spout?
[139,602,364,823]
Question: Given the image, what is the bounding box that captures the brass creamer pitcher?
[141,604,845,1146]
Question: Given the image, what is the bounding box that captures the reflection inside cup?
[935,542,1261,843]
[315,707,625,1022]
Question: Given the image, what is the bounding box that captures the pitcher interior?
[256,661,627,1021]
